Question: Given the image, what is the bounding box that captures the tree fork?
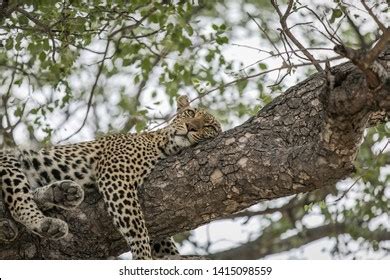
[0,47,389,259]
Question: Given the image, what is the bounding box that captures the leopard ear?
[176,95,191,112]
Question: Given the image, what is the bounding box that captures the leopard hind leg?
[151,237,180,259]
[0,153,68,240]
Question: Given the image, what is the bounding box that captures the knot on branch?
[0,218,18,242]
[333,29,390,89]
[334,45,380,89]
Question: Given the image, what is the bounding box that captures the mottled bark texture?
[0,48,389,259]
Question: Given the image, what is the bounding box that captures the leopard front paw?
[32,217,68,240]
[52,180,84,209]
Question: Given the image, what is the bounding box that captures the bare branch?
[108,7,156,39]
[1,67,17,147]
[364,28,390,65]
[334,28,390,88]
[120,29,162,40]
[247,13,287,65]
[271,0,323,72]
[304,6,342,45]
[361,0,387,33]
[344,10,367,49]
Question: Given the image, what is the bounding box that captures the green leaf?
[216,36,228,45]
[5,38,13,50]
[39,52,46,62]
[141,58,152,72]
[259,63,267,70]
[205,51,214,62]
[135,119,146,133]
[186,25,194,36]
[30,108,39,114]
[42,39,50,51]
[14,106,23,117]
[237,79,248,94]
[330,8,343,23]
[19,15,29,25]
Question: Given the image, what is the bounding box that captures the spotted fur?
[0,96,221,259]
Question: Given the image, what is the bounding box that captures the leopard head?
[163,95,222,151]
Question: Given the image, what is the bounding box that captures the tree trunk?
[0,48,389,259]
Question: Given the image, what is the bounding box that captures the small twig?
[279,30,293,67]
[268,71,290,88]
[360,0,387,33]
[271,0,323,72]
[280,30,308,62]
[304,6,342,45]
[289,21,313,30]
[232,44,333,57]
[307,24,339,46]
[247,12,287,65]
[236,47,334,72]
[324,12,345,44]
[364,28,390,65]
[1,64,17,147]
[345,10,367,49]
[0,64,41,85]
[231,43,272,53]
[14,7,47,29]
[132,31,162,57]
[121,29,162,40]
[69,44,107,55]
[108,7,156,39]
[3,68,16,130]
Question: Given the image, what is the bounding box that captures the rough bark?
[0,47,389,259]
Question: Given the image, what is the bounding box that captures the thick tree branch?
[0,47,389,259]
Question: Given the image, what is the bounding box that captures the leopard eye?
[185,108,196,117]
[204,125,218,133]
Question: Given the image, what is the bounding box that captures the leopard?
[0,95,221,259]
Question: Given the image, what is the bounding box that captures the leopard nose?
[186,122,198,132]
[186,118,204,132]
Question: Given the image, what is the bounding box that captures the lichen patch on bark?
[210,169,224,185]
[237,157,248,168]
